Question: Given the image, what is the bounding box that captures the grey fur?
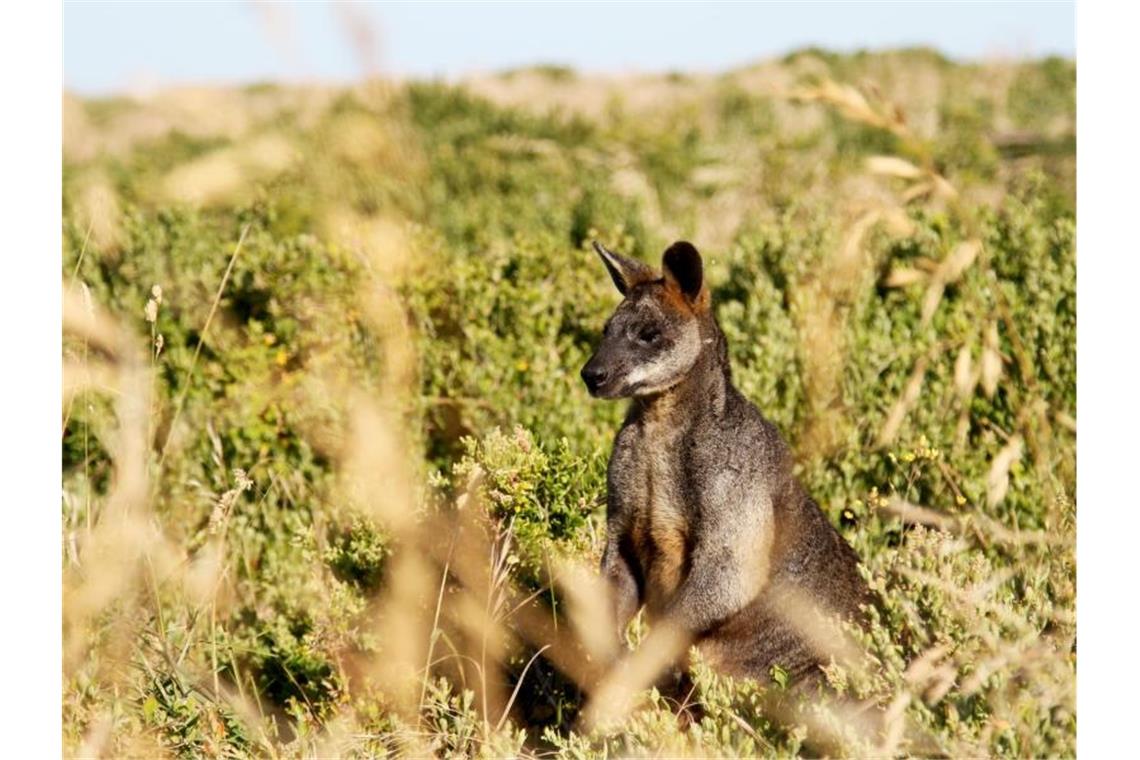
[581,240,872,686]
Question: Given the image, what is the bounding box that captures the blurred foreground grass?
[63,49,1074,757]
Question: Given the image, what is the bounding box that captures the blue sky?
[64,1,1074,95]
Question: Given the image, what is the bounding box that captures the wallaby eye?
[637,326,661,344]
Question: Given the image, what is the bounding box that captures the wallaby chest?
[610,411,697,613]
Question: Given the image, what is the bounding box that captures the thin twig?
[495,645,550,733]
[68,217,95,287]
[418,519,462,725]
[156,224,250,473]
[61,218,95,437]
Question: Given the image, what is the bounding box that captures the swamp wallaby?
[581,240,872,687]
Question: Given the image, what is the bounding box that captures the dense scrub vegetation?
[63,49,1074,757]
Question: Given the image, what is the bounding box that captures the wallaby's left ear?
[662,241,708,309]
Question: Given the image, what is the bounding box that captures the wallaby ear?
[662,241,707,308]
[592,240,654,296]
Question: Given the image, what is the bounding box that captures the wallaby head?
[581,240,712,398]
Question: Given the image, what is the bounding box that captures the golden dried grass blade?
[986,435,1024,508]
[941,239,982,283]
[919,279,945,324]
[981,322,1003,398]
[866,155,923,179]
[954,345,976,400]
[884,267,927,288]
[554,559,619,664]
[877,356,928,447]
[769,585,865,670]
[901,180,933,203]
[579,622,690,731]
[883,497,959,533]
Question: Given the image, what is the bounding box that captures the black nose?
[581,365,609,393]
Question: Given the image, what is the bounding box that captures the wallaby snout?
[580,360,610,397]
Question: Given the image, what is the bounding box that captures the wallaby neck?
[631,317,731,426]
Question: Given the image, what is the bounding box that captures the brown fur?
[658,278,698,315]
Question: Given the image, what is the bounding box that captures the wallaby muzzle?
[580,352,623,398]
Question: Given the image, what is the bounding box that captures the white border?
[1076,0,1140,754]
[0,0,63,755]
[0,0,1125,753]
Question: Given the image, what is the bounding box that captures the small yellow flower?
[956,494,967,506]
[275,349,289,366]
[516,360,529,372]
